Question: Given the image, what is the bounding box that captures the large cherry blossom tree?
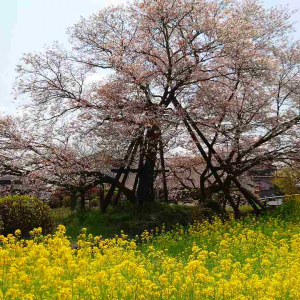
[11,0,300,216]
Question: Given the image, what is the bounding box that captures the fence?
[262,194,300,207]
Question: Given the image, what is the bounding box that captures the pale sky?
[1,0,300,116]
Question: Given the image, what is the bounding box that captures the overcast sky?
[1,0,300,116]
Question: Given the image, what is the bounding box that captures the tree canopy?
[1,0,300,216]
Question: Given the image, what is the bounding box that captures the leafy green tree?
[273,167,300,196]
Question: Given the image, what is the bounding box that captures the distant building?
[0,175,28,196]
[155,158,279,200]
[249,165,280,199]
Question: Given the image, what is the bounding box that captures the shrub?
[189,205,209,221]
[272,167,300,196]
[62,196,71,207]
[0,195,54,236]
[106,202,193,235]
[89,198,99,208]
[203,200,224,215]
[47,195,63,209]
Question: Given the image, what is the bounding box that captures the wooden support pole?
[135,137,146,201]
[101,139,137,213]
[99,182,105,210]
[114,138,141,204]
[183,119,241,218]
[159,139,168,203]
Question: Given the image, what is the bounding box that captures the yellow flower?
[14,229,21,236]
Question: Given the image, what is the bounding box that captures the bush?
[0,195,54,236]
[203,200,224,215]
[89,198,99,208]
[53,201,221,240]
[272,167,300,195]
[106,202,193,235]
[47,195,63,209]
[190,205,209,221]
[62,196,71,207]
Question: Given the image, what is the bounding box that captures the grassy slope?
[50,203,260,242]
[51,202,217,241]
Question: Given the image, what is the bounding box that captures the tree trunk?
[199,167,209,204]
[133,138,146,196]
[80,189,85,210]
[159,139,168,203]
[137,126,159,206]
[137,154,156,205]
[99,183,105,210]
[70,187,77,211]
[222,175,241,218]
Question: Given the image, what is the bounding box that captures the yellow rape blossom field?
[1,205,300,299]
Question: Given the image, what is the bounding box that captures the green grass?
[51,208,111,240]
[51,202,273,242]
[51,202,213,241]
[225,204,254,213]
[51,207,73,225]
